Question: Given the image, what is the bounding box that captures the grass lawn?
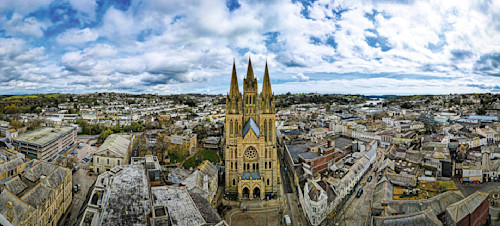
[168,152,185,165]
[183,149,220,169]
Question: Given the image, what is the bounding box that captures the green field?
[183,149,220,169]
[3,95,39,100]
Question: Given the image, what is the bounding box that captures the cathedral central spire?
[246,56,255,81]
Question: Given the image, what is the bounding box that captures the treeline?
[275,93,367,109]
[76,118,145,136]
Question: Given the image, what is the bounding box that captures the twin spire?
[229,57,272,96]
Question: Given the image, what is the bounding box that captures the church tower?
[225,58,280,200]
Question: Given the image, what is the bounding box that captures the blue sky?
[0,0,499,95]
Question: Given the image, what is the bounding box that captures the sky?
[0,0,499,95]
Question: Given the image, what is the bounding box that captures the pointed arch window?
[264,120,268,142]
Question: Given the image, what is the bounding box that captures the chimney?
[7,201,14,222]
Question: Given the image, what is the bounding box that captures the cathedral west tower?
[225,58,280,200]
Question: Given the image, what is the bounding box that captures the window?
[107,159,109,165]
[97,157,99,163]
[231,162,233,169]
[233,179,236,186]
[267,179,270,186]
[117,160,120,165]
[269,162,271,169]
[244,146,258,160]
[265,162,267,169]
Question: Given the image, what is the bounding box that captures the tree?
[10,120,22,130]
[98,128,113,144]
[26,119,43,131]
[5,104,18,114]
[326,104,331,112]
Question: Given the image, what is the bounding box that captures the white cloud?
[293,73,309,82]
[56,28,99,45]
[0,0,499,94]
[0,14,49,37]
[68,0,97,18]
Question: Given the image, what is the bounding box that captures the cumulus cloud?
[0,0,499,94]
[56,28,99,45]
[293,73,310,82]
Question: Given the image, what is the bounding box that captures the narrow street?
[327,155,384,226]
[278,144,308,226]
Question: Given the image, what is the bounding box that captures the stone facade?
[224,59,280,200]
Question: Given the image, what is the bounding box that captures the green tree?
[98,128,114,144]
[10,120,23,130]
[5,104,18,114]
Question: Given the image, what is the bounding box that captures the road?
[57,160,97,226]
[327,155,384,226]
[278,145,308,226]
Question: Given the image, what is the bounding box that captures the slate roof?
[3,176,28,196]
[243,117,259,138]
[373,207,442,226]
[372,177,393,211]
[21,182,51,208]
[0,189,35,225]
[0,158,23,177]
[446,191,489,223]
[23,160,58,183]
[385,191,464,216]
[170,135,184,145]
[95,134,131,158]
[189,189,223,224]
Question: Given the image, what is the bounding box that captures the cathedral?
[225,58,280,200]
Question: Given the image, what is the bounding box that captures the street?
[278,144,308,226]
[58,159,97,226]
[327,155,384,226]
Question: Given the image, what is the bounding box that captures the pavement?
[225,206,282,226]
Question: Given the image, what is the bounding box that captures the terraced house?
[0,160,72,226]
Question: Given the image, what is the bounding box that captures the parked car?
[368,176,372,182]
[72,165,79,173]
[91,143,96,146]
[356,188,363,198]
[284,215,292,226]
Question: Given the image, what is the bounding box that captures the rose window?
[244,147,258,159]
